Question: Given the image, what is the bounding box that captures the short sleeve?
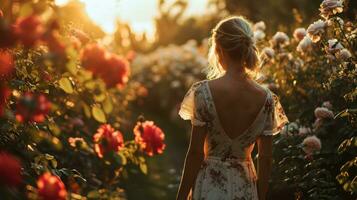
[178,83,206,127]
[262,92,289,136]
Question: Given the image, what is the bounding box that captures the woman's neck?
[223,64,249,81]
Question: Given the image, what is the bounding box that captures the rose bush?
[253,0,356,198]
[130,40,207,120]
[0,1,165,199]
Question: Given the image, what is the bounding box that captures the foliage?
[251,1,356,199]
[0,1,166,199]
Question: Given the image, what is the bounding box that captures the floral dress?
[179,80,289,200]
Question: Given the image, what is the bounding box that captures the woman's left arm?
[176,125,207,200]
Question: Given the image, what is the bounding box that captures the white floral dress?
[179,80,289,200]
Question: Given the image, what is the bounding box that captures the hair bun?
[211,16,259,71]
[206,16,260,79]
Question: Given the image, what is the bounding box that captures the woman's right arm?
[257,135,273,200]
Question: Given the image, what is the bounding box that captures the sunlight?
[55,0,208,38]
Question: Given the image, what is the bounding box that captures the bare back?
[207,77,268,140]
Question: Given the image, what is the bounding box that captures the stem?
[336,19,356,58]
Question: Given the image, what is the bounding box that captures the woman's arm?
[176,125,207,200]
[257,135,273,200]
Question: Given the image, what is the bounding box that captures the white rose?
[319,0,344,19]
[327,39,344,54]
[271,32,290,46]
[253,21,266,31]
[253,30,266,41]
[336,48,352,60]
[307,19,327,43]
[261,47,275,59]
[297,36,312,53]
[293,28,307,41]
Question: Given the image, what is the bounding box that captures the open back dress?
[179,80,288,200]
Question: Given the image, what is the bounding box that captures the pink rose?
[314,107,334,119]
[322,101,333,110]
[302,135,321,155]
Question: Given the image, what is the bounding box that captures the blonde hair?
[206,16,259,79]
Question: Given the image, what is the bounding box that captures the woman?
[176,16,288,200]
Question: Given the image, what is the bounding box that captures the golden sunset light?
[55,0,208,38]
[1,0,355,199]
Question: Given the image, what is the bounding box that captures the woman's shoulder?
[189,80,209,91]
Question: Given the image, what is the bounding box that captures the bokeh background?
[0,0,356,200]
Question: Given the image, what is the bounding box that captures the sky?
[55,0,208,38]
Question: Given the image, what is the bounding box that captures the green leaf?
[48,123,61,136]
[94,93,106,102]
[139,162,148,174]
[82,103,91,118]
[114,152,127,166]
[66,61,78,75]
[103,97,113,114]
[84,81,96,90]
[334,109,357,119]
[45,154,54,160]
[51,159,58,168]
[59,77,74,94]
[77,69,93,83]
[343,181,351,191]
[92,106,106,123]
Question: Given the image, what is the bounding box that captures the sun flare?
[55,0,208,38]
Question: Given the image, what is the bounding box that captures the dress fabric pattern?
[178,80,289,200]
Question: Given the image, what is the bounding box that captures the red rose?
[13,15,44,47]
[37,172,67,200]
[15,92,51,123]
[0,82,10,116]
[0,17,17,48]
[81,43,107,74]
[0,152,22,187]
[100,54,130,88]
[81,44,130,88]
[93,124,124,158]
[0,50,14,79]
[44,31,66,57]
[134,121,166,156]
